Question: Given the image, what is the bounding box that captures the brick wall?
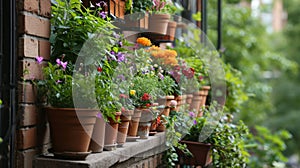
[16,0,51,167]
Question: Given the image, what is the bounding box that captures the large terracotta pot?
[176,141,212,167]
[117,110,133,146]
[104,111,121,151]
[127,108,142,137]
[198,86,211,117]
[148,14,171,35]
[45,108,97,154]
[190,91,202,114]
[89,114,106,153]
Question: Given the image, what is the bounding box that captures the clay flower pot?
[137,108,154,139]
[176,141,212,167]
[148,14,171,35]
[45,108,97,156]
[117,109,134,147]
[89,113,106,153]
[127,108,142,137]
[104,111,121,151]
[166,21,177,41]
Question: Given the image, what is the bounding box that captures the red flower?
[146,103,151,107]
[141,93,151,101]
[97,67,102,72]
[190,68,195,73]
[157,116,161,124]
[119,94,127,99]
[199,75,204,81]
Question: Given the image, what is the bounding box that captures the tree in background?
[207,0,297,166]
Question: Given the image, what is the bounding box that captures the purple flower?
[158,73,164,80]
[110,51,115,55]
[193,120,197,125]
[189,111,196,117]
[61,61,68,70]
[118,41,123,47]
[99,11,106,19]
[100,1,107,6]
[96,113,102,119]
[117,52,125,62]
[36,56,43,64]
[56,80,62,84]
[96,2,101,7]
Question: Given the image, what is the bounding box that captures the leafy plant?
[247,126,292,168]
[50,0,115,66]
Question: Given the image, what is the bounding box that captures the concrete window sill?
[34,132,166,168]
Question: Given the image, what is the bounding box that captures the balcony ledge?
[34,132,166,168]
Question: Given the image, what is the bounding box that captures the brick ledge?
[34,133,166,168]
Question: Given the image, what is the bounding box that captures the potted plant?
[176,103,250,167]
[35,57,98,158]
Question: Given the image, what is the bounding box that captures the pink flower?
[96,113,102,119]
[61,61,68,70]
[35,56,43,64]
[56,58,61,65]
[170,100,177,107]
[189,111,196,117]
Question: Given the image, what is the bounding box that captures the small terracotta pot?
[148,14,171,35]
[104,112,121,150]
[186,94,193,105]
[127,108,142,137]
[150,120,158,131]
[199,86,211,107]
[156,123,166,132]
[137,122,152,139]
[190,91,202,114]
[117,110,133,146]
[89,115,106,153]
[166,21,177,41]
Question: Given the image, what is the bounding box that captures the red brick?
[19,104,38,126]
[40,0,51,17]
[17,127,38,150]
[18,82,37,103]
[19,59,45,80]
[16,149,38,168]
[18,0,39,14]
[39,39,51,60]
[19,14,50,38]
[19,37,39,58]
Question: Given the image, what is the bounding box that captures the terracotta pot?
[148,14,171,35]
[186,94,193,108]
[156,123,166,132]
[176,141,212,167]
[104,112,121,150]
[137,108,153,139]
[150,120,158,131]
[89,115,106,153]
[137,122,152,139]
[45,108,97,153]
[199,86,211,107]
[189,91,202,114]
[127,108,142,137]
[166,21,177,41]
[117,110,133,146]
[157,95,175,107]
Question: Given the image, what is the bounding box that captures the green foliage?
[130,0,153,14]
[37,62,97,108]
[50,0,115,65]
[247,126,292,167]
[183,105,250,168]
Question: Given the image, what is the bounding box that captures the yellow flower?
[130,90,136,95]
[136,37,152,47]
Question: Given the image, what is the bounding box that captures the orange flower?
[136,37,152,47]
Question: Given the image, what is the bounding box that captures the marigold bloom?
[136,37,152,47]
[130,90,136,95]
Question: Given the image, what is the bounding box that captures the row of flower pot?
[45,86,210,160]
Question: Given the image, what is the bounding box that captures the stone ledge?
[34,133,166,168]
